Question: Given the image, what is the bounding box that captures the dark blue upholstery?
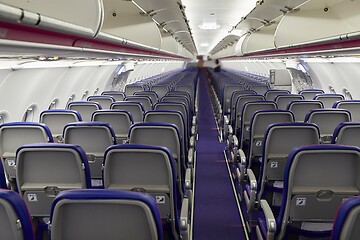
[0,190,34,240]
[0,160,7,189]
[331,196,360,240]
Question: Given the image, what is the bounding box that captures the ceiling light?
[200,43,210,47]
[199,23,221,30]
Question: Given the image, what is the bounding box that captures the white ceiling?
[181,0,257,56]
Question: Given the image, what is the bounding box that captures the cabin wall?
[0,60,185,122]
[222,58,360,99]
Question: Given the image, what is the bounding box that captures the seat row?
[0,69,199,239]
[207,69,360,239]
[0,142,189,240]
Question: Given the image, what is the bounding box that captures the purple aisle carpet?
[193,71,246,240]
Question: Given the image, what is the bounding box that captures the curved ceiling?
[181,0,257,56]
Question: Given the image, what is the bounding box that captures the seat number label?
[270,162,278,168]
[156,196,165,204]
[296,197,306,206]
[7,159,15,167]
[27,194,38,202]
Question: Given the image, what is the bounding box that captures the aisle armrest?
[236,148,247,184]
[244,169,257,212]
[259,200,277,240]
[187,148,195,168]
[185,168,192,190]
[180,198,189,231]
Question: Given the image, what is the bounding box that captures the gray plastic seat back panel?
[103,149,173,218]
[154,103,189,127]
[129,127,180,161]
[288,101,323,121]
[316,96,344,108]
[144,112,186,147]
[125,85,143,96]
[151,85,169,99]
[92,112,132,143]
[134,91,158,104]
[334,125,360,147]
[249,112,294,158]
[286,149,360,222]
[125,96,152,112]
[307,112,351,143]
[265,90,290,101]
[240,102,277,140]
[102,92,125,101]
[264,126,320,181]
[275,95,304,110]
[40,113,80,136]
[0,127,51,178]
[0,199,24,240]
[16,148,88,217]
[111,103,144,123]
[233,95,265,124]
[87,97,114,109]
[68,104,99,121]
[223,85,244,113]
[51,199,158,240]
[335,102,360,122]
[64,127,114,178]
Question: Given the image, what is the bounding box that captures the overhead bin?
[212,0,360,58]
[0,1,193,59]
[0,0,103,38]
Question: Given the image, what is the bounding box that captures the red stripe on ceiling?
[0,21,187,59]
[220,37,360,59]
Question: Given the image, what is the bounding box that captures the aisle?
[193,71,246,239]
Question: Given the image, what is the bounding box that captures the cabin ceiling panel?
[275,0,360,48]
[101,0,161,49]
[0,0,103,36]
[181,0,257,56]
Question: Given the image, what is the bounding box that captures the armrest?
[187,148,195,167]
[189,136,196,149]
[244,169,257,212]
[192,116,197,126]
[185,168,192,190]
[191,126,196,136]
[226,125,234,151]
[260,199,277,240]
[224,115,229,125]
[180,198,189,231]
[236,148,247,184]
[230,134,238,160]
